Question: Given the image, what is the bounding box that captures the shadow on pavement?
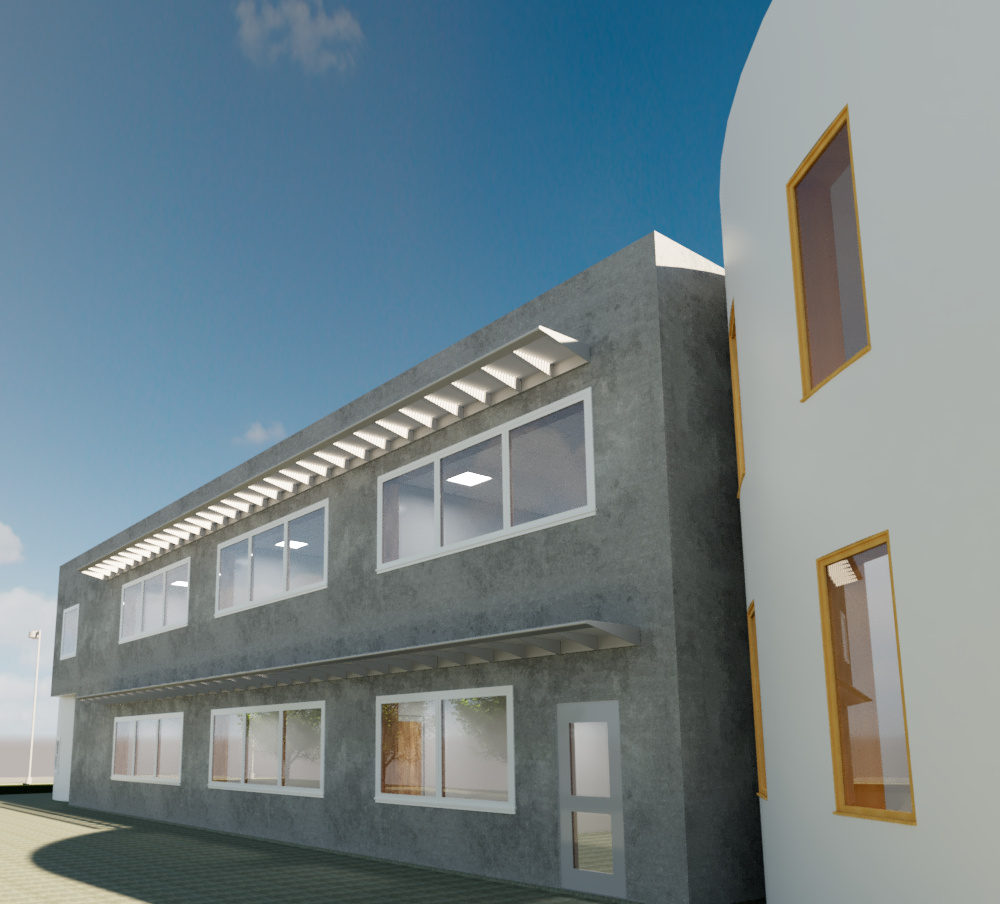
[13,794,602,904]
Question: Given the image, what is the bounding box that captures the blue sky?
[0,0,770,753]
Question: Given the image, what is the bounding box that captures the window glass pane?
[218,540,250,611]
[251,526,285,602]
[283,709,322,789]
[142,573,165,634]
[572,812,614,874]
[381,701,437,796]
[113,721,135,776]
[510,402,587,526]
[245,711,280,785]
[442,696,508,802]
[569,721,611,798]
[212,713,244,782]
[164,563,189,627]
[826,542,912,813]
[121,584,142,638]
[61,607,79,658]
[441,437,503,546]
[134,719,159,777]
[287,510,325,592]
[382,464,435,562]
[795,125,867,386]
[157,718,182,780]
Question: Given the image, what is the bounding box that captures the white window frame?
[110,713,184,786]
[207,701,325,798]
[214,500,329,617]
[374,685,515,814]
[377,388,595,572]
[60,604,80,660]
[119,557,191,644]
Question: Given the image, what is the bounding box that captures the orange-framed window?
[817,532,915,824]
[747,602,766,798]
[787,107,870,399]
[729,301,745,496]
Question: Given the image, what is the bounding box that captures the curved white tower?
[720,2,1000,902]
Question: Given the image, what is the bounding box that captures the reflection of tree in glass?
[381,703,409,777]
[449,697,506,761]
[283,709,321,783]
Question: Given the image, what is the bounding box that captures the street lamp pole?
[27,630,41,785]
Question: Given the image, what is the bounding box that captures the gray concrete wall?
[55,234,761,904]
[657,267,764,904]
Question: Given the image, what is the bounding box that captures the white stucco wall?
[720,2,1000,902]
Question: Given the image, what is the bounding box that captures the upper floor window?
[112,713,183,785]
[376,686,514,814]
[209,702,324,797]
[817,532,915,823]
[378,389,594,571]
[216,501,327,616]
[60,604,80,660]
[120,559,190,643]
[788,107,870,398]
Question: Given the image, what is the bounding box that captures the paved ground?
[0,793,616,904]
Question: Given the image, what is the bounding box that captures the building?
[720,1,1000,901]
[52,233,765,904]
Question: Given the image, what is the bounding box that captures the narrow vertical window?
[729,302,746,495]
[60,605,80,660]
[817,533,915,822]
[746,602,766,798]
[788,107,869,397]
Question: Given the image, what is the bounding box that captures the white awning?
[81,326,589,580]
[78,621,638,704]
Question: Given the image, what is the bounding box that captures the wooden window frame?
[729,301,746,496]
[746,602,766,798]
[816,531,916,825]
[787,106,871,400]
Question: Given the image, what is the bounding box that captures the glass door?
[557,700,626,898]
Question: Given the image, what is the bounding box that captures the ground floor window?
[112,713,183,784]
[209,702,324,797]
[376,686,514,813]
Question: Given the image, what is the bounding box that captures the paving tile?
[0,794,612,904]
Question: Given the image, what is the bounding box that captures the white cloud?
[0,587,57,739]
[236,421,287,445]
[236,0,363,74]
[0,521,24,564]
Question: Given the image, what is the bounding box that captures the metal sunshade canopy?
[79,621,639,705]
[81,326,589,581]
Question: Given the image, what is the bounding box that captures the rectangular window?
[788,107,870,398]
[120,559,190,643]
[376,686,514,813]
[729,301,746,496]
[746,602,766,798]
[378,389,594,570]
[208,702,324,797]
[215,501,327,616]
[111,713,183,784]
[60,605,80,660]
[817,533,915,823]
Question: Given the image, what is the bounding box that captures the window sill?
[375,794,516,814]
[111,775,181,786]
[207,782,323,798]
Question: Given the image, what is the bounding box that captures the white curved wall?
[721,2,1000,902]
